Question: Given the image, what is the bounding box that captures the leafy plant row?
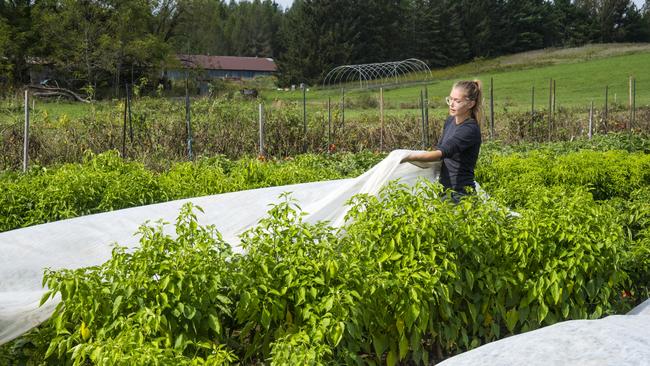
[1,94,648,170]
[0,150,384,233]
[4,179,648,365]
[3,132,650,234]
[2,145,649,365]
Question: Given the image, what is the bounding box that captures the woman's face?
[447,87,474,118]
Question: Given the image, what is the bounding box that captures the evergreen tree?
[437,0,470,65]
[0,0,39,84]
[502,0,545,53]
[170,0,228,55]
[276,0,358,85]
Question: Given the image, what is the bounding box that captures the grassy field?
[266,47,650,115]
[1,43,649,126]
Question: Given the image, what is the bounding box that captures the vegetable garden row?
[1,133,649,365]
[2,96,648,171]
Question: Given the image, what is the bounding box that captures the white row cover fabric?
[0,150,436,345]
[440,309,650,366]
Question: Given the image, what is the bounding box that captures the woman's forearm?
[401,150,443,163]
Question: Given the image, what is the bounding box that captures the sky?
[274,0,293,11]
[269,0,646,11]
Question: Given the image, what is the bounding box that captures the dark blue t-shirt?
[437,116,482,193]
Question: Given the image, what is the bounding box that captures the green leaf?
[372,333,387,358]
[208,314,221,335]
[174,333,185,350]
[505,309,519,333]
[297,287,306,305]
[538,302,549,324]
[261,307,271,329]
[330,321,344,346]
[215,294,230,305]
[405,303,420,329]
[387,350,398,366]
[183,304,196,320]
[40,290,53,306]
[112,295,123,317]
[398,335,409,360]
[378,251,390,263]
[324,297,334,312]
[396,318,405,335]
[44,338,58,359]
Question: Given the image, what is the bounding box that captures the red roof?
[177,55,277,72]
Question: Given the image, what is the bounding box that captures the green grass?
[2,44,649,124]
[264,44,650,113]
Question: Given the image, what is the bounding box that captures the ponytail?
[453,80,484,126]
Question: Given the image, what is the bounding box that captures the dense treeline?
[0,0,649,92]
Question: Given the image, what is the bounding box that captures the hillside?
[265,43,650,116]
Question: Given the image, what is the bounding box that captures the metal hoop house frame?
[323,58,431,89]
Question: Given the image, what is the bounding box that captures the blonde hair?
[453,80,483,125]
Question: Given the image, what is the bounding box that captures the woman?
[401,80,483,202]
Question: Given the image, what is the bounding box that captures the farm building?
[166,55,277,80]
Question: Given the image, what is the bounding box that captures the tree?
[33,0,169,96]
[222,0,282,57]
[276,0,358,85]
[0,0,39,84]
[0,16,13,85]
[169,0,227,55]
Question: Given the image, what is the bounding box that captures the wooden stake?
[379,87,384,151]
[588,101,594,140]
[327,97,332,153]
[420,90,425,149]
[603,85,609,133]
[424,86,429,145]
[490,77,494,138]
[23,90,29,172]
[258,103,265,157]
[303,85,307,153]
[531,85,535,133]
[548,79,553,140]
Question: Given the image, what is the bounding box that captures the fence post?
[490,77,494,138]
[632,77,636,130]
[531,86,535,134]
[23,90,29,172]
[420,89,426,149]
[126,84,133,142]
[258,103,265,157]
[379,87,384,152]
[548,78,553,140]
[628,76,632,133]
[552,79,556,117]
[327,97,332,153]
[603,85,609,133]
[185,73,193,160]
[122,85,127,158]
[424,85,429,146]
[628,76,632,110]
[341,88,345,129]
[302,84,307,153]
[588,101,594,140]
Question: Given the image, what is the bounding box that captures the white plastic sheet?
[439,312,650,366]
[0,150,436,345]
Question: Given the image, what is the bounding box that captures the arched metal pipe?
[323,58,431,89]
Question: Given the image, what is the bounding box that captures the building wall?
[165,69,273,80]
